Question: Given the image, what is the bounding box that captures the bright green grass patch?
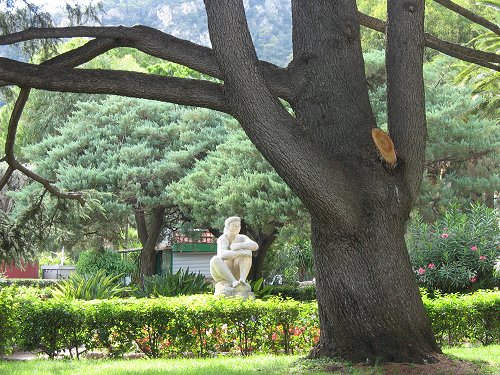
[443,345,500,365]
[1,347,499,375]
[2,355,300,375]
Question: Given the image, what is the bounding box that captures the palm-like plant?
[52,269,132,300]
[455,0,499,117]
[136,268,211,297]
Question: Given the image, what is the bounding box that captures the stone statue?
[210,216,258,297]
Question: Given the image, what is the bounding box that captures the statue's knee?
[210,256,223,268]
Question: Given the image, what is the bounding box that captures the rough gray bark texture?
[135,207,165,277]
[204,0,440,363]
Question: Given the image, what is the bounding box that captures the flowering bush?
[408,204,499,293]
[1,288,499,356]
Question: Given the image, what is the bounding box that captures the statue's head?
[223,216,241,235]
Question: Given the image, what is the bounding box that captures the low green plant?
[423,289,500,346]
[136,269,211,297]
[76,248,136,277]
[18,298,88,359]
[52,269,132,300]
[250,277,274,299]
[267,284,317,301]
[0,278,59,289]
[4,290,499,359]
[408,204,500,293]
[0,286,19,354]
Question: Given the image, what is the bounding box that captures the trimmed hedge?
[10,295,319,358]
[1,289,498,357]
[423,290,500,347]
[267,284,316,301]
[0,278,59,289]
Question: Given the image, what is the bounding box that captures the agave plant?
[136,268,211,298]
[52,269,132,300]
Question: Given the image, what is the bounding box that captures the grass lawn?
[0,346,498,375]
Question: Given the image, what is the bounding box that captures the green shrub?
[76,249,136,277]
[52,269,132,300]
[135,269,211,298]
[18,298,88,359]
[267,284,317,301]
[5,290,499,358]
[423,289,500,346]
[0,286,20,354]
[408,204,500,293]
[0,278,59,289]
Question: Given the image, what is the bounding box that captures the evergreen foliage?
[52,269,132,301]
[11,96,228,258]
[76,248,136,277]
[170,127,306,237]
[136,269,211,298]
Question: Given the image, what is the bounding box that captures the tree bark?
[308,202,440,363]
[135,207,165,277]
[250,233,276,281]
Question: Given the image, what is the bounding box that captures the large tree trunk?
[204,0,440,363]
[309,205,440,363]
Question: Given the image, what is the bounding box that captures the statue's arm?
[217,236,241,260]
[230,235,259,252]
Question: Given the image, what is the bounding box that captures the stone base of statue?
[214,281,255,299]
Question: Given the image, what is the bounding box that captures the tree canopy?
[13,95,228,274]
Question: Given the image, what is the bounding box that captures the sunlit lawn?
[0,346,499,375]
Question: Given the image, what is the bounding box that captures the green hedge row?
[422,290,500,346]
[3,292,319,358]
[0,278,59,288]
[267,284,316,301]
[1,289,498,358]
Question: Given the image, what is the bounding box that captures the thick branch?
[0,58,229,113]
[433,0,500,36]
[386,0,426,202]
[358,12,500,71]
[204,0,360,226]
[0,166,15,191]
[0,25,295,100]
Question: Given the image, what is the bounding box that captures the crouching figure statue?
[210,216,258,297]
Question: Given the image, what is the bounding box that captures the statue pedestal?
[214,281,255,299]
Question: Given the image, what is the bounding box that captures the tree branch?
[433,0,500,36]
[1,37,118,88]
[386,0,427,203]
[0,40,124,204]
[0,25,295,100]
[204,0,360,226]
[0,88,85,204]
[0,58,229,113]
[358,12,500,71]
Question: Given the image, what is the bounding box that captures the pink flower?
[418,267,426,275]
[479,255,487,260]
[440,233,449,239]
[470,245,477,251]
[470,276,477,283]
[428,263,435,269]
[271,333,277,341]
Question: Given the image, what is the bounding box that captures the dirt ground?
[351,354,484,375]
